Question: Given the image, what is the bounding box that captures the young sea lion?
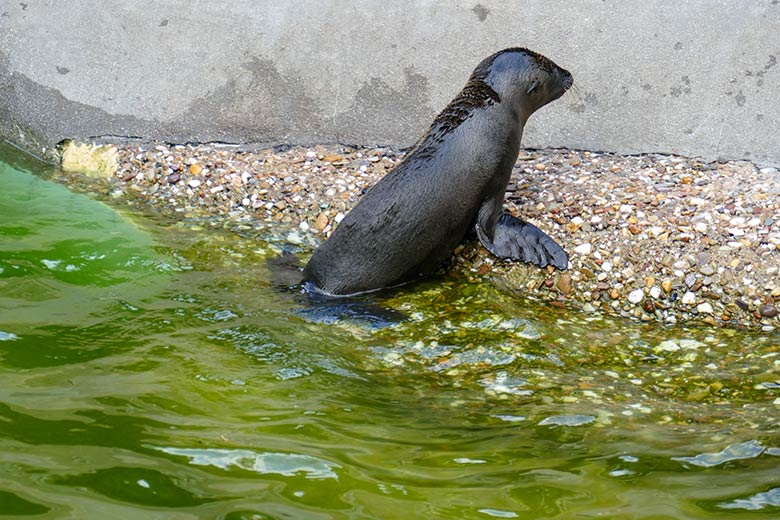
[304,48,573,296]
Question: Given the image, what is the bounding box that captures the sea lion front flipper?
[476,213,568,270]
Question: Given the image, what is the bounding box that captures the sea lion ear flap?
[526,80,539,95]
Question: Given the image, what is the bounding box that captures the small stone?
[645,276,655,288]
[727,227,745,237]
[628,289,644,304]
[649,286,662,299]
[574,243,592,255]
[681,291,697,305]
[534,163,546,171]
[699,265,715,276]
[274,200,286,210]
[322,154,343,163]
[684,273,697,288]
[189,163,203,175]
[188,179,201,188]
[735,299,750,311]
[167,173,180,183]
[315,213,329,231]
[648,226,665,237]
[661,279,673,293]
[557,274,573,295]
[759,305,778,318]
[602,261,613,272]
[696,302,714,314]
[656,340,680,352]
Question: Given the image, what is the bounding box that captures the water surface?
[1,144,779,519]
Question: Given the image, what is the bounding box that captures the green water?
[1,145,779,519]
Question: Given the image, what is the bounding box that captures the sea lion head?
[478,48,573,123]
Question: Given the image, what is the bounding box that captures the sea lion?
[303,47,573,296]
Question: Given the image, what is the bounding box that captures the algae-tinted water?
[1,144,779,519]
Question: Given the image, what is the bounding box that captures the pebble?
[696,302,714,314]
[759,305,778,318]
[315,213,329,231]
[574,243,592,255]
[557,274,573,295]
[628,289,644,304]
[681,291,697,305]
[699,265,715,276]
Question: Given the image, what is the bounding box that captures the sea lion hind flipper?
[477,213,568,270]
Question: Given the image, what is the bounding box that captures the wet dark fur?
[303,48,572,296]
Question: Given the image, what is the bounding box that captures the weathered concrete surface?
[1,1,778,163]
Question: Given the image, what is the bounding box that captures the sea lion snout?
[560,69,574,92]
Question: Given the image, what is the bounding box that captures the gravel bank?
[100,143,779,330]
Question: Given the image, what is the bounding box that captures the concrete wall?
[1,1,778,164]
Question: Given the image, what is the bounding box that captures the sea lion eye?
[526,80,539,95]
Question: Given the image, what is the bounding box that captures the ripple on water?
[672,440,766,467]
[0,331,19,341]
[717,487,780,511]
[538,415,596,427]
[157,447,341,480]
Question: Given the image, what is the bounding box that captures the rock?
[759,305,778,318]
[661,279,673,293]
[696,302,714,314]
[699,265,715,276]
[574,243,592,255]
[681,291,697,305]
[628,289,644,304]
[557,274,573,295]
[60,141,118,178]
[189,163,203,175]
[315,213,329,231]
